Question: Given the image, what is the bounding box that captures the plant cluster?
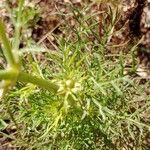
[0,1,149,150]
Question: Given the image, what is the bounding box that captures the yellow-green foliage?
[93,0,120,6]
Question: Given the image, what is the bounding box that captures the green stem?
[0,19,15,66]
[0,70,17,80]
[0,70,58,93]
[18,72,58,93]
[13,0,25,63]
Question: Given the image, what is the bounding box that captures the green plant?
[0,1,58,96]
[0,1,149,150]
